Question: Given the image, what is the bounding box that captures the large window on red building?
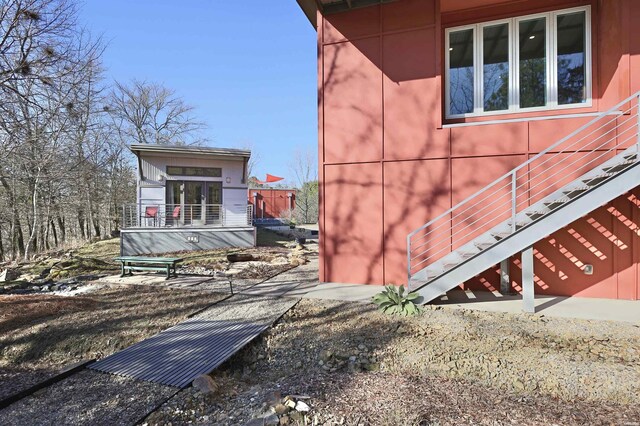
[445,6,590,119]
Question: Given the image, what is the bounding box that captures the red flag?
[257,174,284,184]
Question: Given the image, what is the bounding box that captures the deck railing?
[121,203,253,229]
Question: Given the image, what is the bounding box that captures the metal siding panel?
[120,229,255,256]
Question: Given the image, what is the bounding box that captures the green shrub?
[372,285,422,316]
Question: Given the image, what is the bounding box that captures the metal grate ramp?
[89,296,297,388]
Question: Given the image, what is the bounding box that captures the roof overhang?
[129,144,251,161]
[296,0,397,28]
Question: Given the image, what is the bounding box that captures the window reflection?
[519,17,546,108]
[483,23,509,111]
[557,12,586,105]
[449,29,474,115]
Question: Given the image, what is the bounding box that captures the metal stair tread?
[408,88,640,303]
[410,130,640,300]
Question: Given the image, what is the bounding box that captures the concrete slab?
[239,258,319,298]
[434,289,640,324]
[301,282,381,303]
[96,258,640,324]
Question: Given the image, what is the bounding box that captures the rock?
[264,390,282,406]
[319,349,333,362]
[284,399,296,409]
[294,401,310,412]
[279,415,291,425]
[227,253,254,262]
[245,419,265,426]
[75,274,103,281]
[274,403,289,415]
[191,374,218,395]
[364,363,380,372]
[289,412,304,422]
[264,414,280,426]
[0,268,20,282]
[50,285,60,291]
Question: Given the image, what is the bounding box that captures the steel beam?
[500,259,510,294]
[521,246,535,313]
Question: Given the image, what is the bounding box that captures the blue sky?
[78,0,317,181]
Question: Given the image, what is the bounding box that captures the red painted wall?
[249,189,295,219]
[318,0,640,300]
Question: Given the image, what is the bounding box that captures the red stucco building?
[296,0,640,304]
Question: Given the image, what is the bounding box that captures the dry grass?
[74,238,120,260]
[0,286,227,369]
[13,229,294,283]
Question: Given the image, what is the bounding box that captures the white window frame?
[445,5,591,119]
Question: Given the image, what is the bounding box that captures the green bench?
[115,256,184,279]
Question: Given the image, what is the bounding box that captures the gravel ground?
[145,298,640,425]
[0,370,177,425]
[0,294,299,426]
[190,294,299,325]
[0,366,55,401]
[0,286,228,403]
[144,371,640,426]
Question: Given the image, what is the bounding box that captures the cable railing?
[408,92,640,281]
[121,203,253,229]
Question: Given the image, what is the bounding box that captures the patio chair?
[171,205,181,226]
[144,206,159,227]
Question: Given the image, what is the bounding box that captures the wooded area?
[0,0,203,260]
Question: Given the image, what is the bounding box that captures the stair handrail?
[408,90,640,282]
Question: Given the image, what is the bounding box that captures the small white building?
[120,144,255,255]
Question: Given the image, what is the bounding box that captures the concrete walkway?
[250,258,640,324]
[99,256,640,324]
[432,289,640,324]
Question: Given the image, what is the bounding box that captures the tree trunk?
[51,219,58,246]
[24,176,40,261]
[0,223,4,261]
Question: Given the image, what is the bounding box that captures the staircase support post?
[637,94,640,155]
[511,171,517,233]
[500,259,510,294]
[521,246,535,313]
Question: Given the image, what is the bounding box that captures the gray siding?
[121,227,255,256]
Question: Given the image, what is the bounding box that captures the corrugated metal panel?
[90,319,268,388]
[89,298,296,388]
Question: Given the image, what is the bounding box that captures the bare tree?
[109,79,205,146]
[0,0,211,261]
[289,148,318,224]
[0,0,137,260]
[239,141,260,182]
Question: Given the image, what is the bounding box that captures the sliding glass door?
[166,180,223,226]
[183,181,203,225]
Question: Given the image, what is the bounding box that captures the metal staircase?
[407,92,640,305]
